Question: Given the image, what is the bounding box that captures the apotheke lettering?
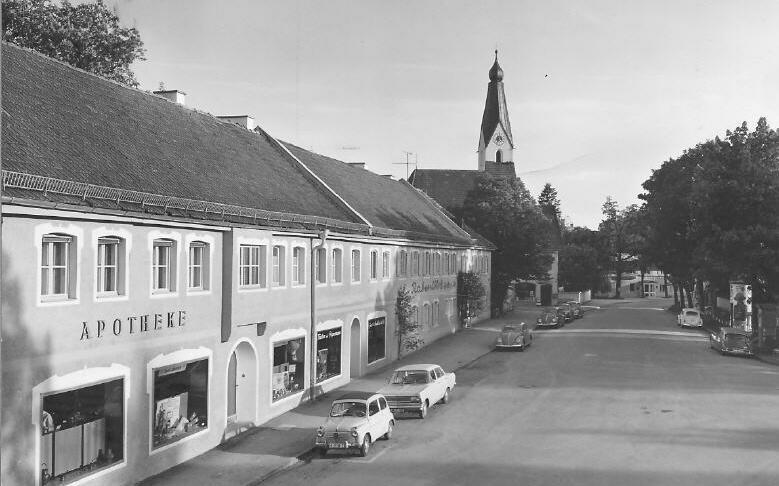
[80,310,187,340]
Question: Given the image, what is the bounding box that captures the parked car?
[556,303,574,322]
[709,327,754,357]
[378,364,456,419]
[677,308,703,328]
[567,301,583,319]
[495,322,533,350]
[536,310,561,329]
[315,392,395,456]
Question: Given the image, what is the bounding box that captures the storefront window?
[40,379,124,484]
[316,328,342,382]
[153,359,209,449]
[272,337,305,401]
[368,317,386,363]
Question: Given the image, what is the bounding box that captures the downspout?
[310,230,328,401]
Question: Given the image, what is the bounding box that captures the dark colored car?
[495,322,533,350]
[710,327,754,357]
[567,301,583,319]
[556,303,574,323]
[536,310,561,329]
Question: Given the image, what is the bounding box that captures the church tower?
[478,50,514,172]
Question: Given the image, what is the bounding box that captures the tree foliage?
[598,198,645,298]
[2,0,146,86]
[457,271,486,324]
[558,226,609,292]
[640,117,779,304]
[395,285,423,356]
[462,174,553,312]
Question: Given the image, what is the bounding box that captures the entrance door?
[350,318,361,378]
[227,352,237,421]
[540,284,552,306]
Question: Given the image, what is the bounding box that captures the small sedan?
[378,364,456,419]
[495,322,533,350]
[536,310,560,329]
[567,301,583,319]
[677,308,703,328]
[710,327,754,357]
[315,392,395,456]
[556,303,574,323]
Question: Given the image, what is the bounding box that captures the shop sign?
[410,278,456,295]
[317,329,341,339]
[80,310,187,341]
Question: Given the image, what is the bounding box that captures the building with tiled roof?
[0,42,492,485]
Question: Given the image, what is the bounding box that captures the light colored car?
[495,322,533,350]
[677,308,703,328]
[710,327,754,357]
[378,364,456,419]
[314,392,394,456]
[536,310,560,329]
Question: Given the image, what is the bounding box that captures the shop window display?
[368,317,386,363]
[153,359,209,449]
[272,338,305,401]
[40,379,124,484]
[316,328,342,383]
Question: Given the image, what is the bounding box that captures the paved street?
[261,300,779,486]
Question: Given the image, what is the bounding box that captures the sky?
[106,0,779,228]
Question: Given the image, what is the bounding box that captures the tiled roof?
[1,43,361,226]
[408,169,480,216]
[282,143,478,245]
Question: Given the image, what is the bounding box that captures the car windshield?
[502,326,518,332]
[685,311,699,317]
[390,370,430,385]
[330,401,367,417]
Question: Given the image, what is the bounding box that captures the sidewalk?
[139,306,539,486]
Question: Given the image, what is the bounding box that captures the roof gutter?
[260,130,374,234]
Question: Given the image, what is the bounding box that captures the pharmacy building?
[0,43,492,486]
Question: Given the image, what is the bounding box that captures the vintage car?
[709,327,754,357]
[315,391,394,456]
[567,301,583,319]
[378,364,456,419]
[556,303,574,323]
[495,322,533,350]
[677,308,703,328]
[536,310,560,329]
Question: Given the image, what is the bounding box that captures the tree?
[462,174,553,313]
[538,183,561,219]
[395,286,423,356]
[457,271,486,325]
[2,0,146,86]
[558,226,609,292]
[599,197,643,298]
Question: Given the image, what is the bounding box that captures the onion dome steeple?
[488,50,504,82]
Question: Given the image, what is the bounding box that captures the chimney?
[380,174,393,179]
[153,89,186,105]
[347,162,366,169]
[217,115,256,131]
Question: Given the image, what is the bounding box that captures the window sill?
[39,297,80,307]
[271,389,305,407]
[315,373,343,387]
[149,427,209,456]
[186,288,212,296]
[52,459,127,486]
[95,293,129,303]
[150,291,179,299]
[237,286,269,293]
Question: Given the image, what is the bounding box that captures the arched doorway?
[227,341,257,425]
[350,318,361,378]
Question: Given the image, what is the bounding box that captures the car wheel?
[442,389,450,404]
[383,421,394,440]
[359,434,371,457]
[420,400,429,419]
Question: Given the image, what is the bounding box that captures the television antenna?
[393,151,418,179]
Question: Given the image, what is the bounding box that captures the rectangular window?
[41,235,72,298]
[41,379,124,483]
[272,246,285,286]
[188,242,207,290]
[368,317,386,363]
[351,249,361,282]
[153,239,175,292]
[412,252,419,276]
[97,237,119,294]
[292,247,305,285]
[153,359,209,449]
[239,244,266,288]
[425,252,431,276]
[382,251,390,278]
[315,248,327,284]
[272,338,306,401]
[370,251,378,280]
[316,328,342,383]
[332,248,343,283]
[433,301,440,327]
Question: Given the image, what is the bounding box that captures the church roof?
[408,169,480,215]
[480,52,514,148]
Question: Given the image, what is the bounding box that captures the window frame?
[41,234,74,301]
[239,244,267,289]
[370,250,378,281]
[351,249,361,283]
[96,237,120,296]
[315,247,327,284]
[187,241,209,291]
[152,239,177,294]
[292,246,305,286]
[271,245,286,287]
[331,248,343,284]
[382,251,390,279]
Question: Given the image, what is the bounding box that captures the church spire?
[478,50,514,172]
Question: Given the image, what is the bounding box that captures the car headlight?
[351,427,359,438]
[409,396,421,403]
[536,318,542,323]
[317,427,324,437]
[552,318,557,322]
[496,337,502,344]
[514,336,523,344]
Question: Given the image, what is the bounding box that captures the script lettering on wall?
[410,278,456,294]
[80,310,187,340]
